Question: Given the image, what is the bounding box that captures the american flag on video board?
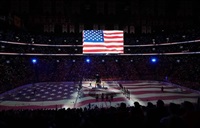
[83,30,124,54]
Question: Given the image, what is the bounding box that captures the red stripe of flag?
[83,50,124,53]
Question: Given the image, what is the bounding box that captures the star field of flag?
[83,30,104,42]
[0,82,78,101]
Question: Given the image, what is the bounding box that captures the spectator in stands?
[180,101,200,128]
[160,103,186,128]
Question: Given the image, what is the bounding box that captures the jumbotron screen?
[82,30,124,54]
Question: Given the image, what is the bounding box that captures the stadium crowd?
[0,100,199,128]
[0,23,200,94]
[0,55,200,94]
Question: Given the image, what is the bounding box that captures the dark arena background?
[0,0,200,127]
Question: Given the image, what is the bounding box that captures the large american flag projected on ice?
[83,30,124,54]
[0,81,200,110]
